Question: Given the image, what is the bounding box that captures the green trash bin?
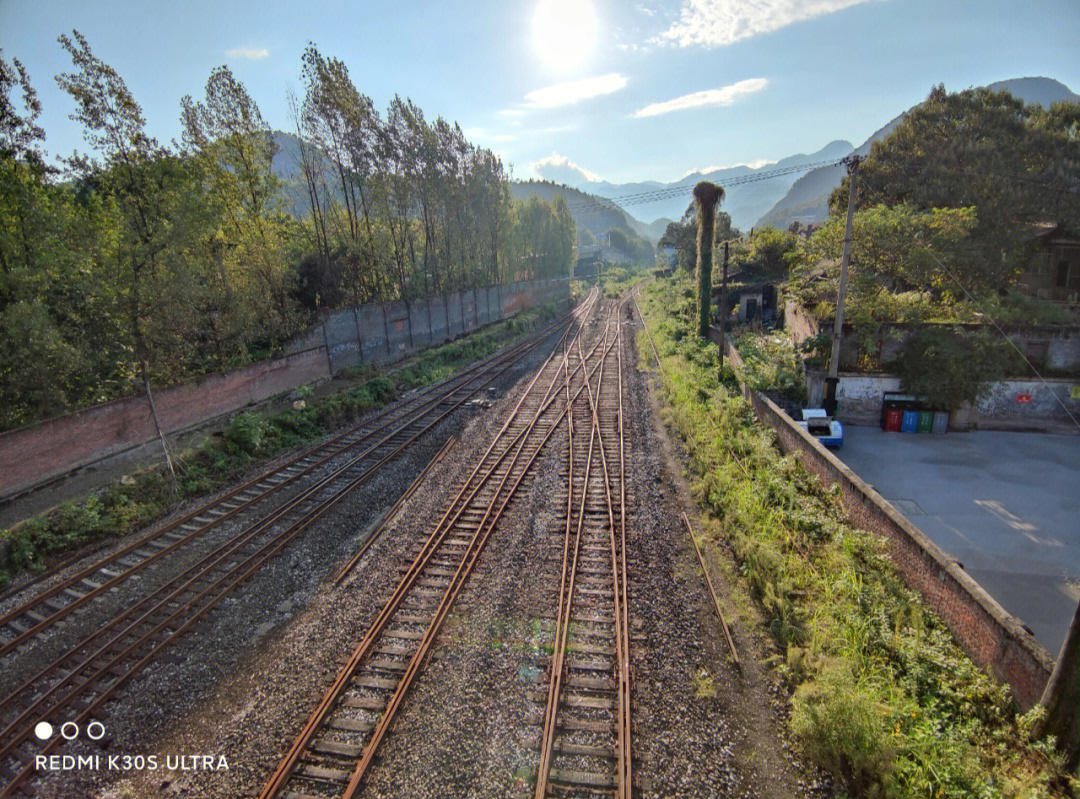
[917,410,934,433]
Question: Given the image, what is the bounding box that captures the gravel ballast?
[26,301,831,798]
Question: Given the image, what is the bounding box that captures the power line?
[552,157,846,218]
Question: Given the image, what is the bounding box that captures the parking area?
[836,424,1080,654]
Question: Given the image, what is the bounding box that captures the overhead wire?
[555,157,846,218]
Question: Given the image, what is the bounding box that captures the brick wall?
[720,333,1054,709]
[0,278,568,501]
[0,347,330,500]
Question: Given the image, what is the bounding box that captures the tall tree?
[56,30,210,384]
[181,65,294,347]
[693,181,723,338]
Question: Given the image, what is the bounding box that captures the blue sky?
[3,0,1078,185]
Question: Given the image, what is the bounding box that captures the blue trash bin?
[901,410,919,433]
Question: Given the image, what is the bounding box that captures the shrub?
[224,412,268,454]
[792,661,897,796]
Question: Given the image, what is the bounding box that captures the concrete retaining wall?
[0,278,568,501]
[805,371,1080,430]
[722,334,1054,709]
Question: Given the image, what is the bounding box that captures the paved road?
[836,425,1080,655]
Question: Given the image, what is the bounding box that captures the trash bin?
[917,410,934,433]
[885,409,902,432]
[901,410,919,433]
[881,392,916,430]
[931,411,949,434]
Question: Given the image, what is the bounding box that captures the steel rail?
[574,315,632,799]
[681,513,739,663]
[0,324,564,758]
[348,308,626,795]
[534,322,610,798]
[258,302,589,798]
[260,297,618,799]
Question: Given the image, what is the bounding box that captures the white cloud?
[658,0,878,48]
[498,109,526,116]
[225,47,269,60]
[531,151,602,184]
[524,73,628,109]
[634,77,768,118]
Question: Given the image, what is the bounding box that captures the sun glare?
[533,0,598,71]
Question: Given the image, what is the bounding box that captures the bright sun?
[533,0,598,71]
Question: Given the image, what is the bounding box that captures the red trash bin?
[885,409,902,432]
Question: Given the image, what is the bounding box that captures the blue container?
[901,410,919,433]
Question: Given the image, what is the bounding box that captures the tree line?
[0,34,575,431]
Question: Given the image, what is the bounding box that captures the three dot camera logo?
[35,720,105,742]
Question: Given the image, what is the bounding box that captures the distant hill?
[985,77,1080,108]
[566,140,853,233]
[509,179,661,243]
[271,131,324,218]
[756,77,1079,230]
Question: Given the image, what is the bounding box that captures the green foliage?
[601,226,654,264]
[734,226,803,279]
[637,277,1071,797]
[792,661,897,795]
[834,85,1080,278]
[595,264,651,298]
[888,326,1025,410]
[0,36,572,433]
[658,208,737,276]
[223,412,268,454]
[732,331,806,404]
[693,181,723,338]
[506,194,576,281]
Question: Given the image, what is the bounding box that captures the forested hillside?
[758,77,1079,229]
[0,36,575,431]
[510,179,651,239]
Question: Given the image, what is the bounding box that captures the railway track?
[0,309,580,662]
[531,298,632,799]
[258,297,619,799]
[0,292,596,798]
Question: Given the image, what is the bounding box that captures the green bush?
[792,661,897,796]
[224,412,268,454]
[888,326,1026,410]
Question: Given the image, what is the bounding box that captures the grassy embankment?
[0,302,561,588]
[637,278,1069,798]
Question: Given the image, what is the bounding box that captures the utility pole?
[719,241,729,373]
[824,154,860,416]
